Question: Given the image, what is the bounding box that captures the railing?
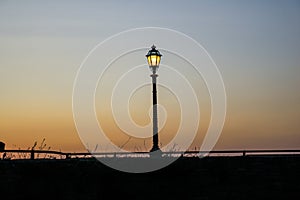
[1,149,300,160]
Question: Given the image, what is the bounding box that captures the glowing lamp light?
[146,45,162,70]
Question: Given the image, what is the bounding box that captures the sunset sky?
[0,1,299,152]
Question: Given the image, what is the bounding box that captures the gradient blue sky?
[0,0,299,151]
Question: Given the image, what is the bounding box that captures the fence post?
[0,141,5,151]
[31,149,35,159]
[243,150,246,157]
[65,153,70,159]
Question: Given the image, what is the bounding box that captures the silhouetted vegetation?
[0,155,299,200]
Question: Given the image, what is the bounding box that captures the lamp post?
[146,45,162,152]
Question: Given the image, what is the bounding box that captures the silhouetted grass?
[0,155,299,200]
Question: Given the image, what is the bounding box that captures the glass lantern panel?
[156,56,161,66]
[150,55,157,66]
[147,56,152,66]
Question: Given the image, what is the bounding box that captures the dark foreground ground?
[0,155,299,200]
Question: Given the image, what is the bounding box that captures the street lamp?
[146,45,162,152]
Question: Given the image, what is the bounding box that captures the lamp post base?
[150,146,162,153]
[150,146,162,157]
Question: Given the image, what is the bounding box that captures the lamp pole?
[146,45,162,152]
[151,71,159,152]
